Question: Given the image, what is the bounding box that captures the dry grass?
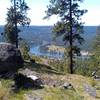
[40,74,100,100]
[0,73,99,100]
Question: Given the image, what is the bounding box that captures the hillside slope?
[0,66,100,100]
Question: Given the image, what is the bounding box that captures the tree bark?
[14,0,18,48]
[69,0,73,74]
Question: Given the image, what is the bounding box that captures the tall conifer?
[4,0,30,48]
[45,0,87,73]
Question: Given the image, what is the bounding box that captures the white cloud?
[82,7,100,26]
[28,5,58,25]
[0,0,100,26]
[0,0,10,25]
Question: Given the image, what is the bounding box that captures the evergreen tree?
[4,23,17,44]
[45,0,87,73]
[4,0,30,47]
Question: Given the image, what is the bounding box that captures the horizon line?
[0,25,98,27]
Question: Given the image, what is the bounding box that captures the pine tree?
[4,0,30,47]
[45,0,87,73]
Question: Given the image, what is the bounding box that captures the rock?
[25,94,43,100]
[63,82,73,89]
[92,70,100,80]
[0,71,15,79]
[32,96,43,100]
[27,75,43,87]
[84,84,97,97]
[19,68,39,76]
[92,71,96,76]
[27,75,38,80]
[14,73,43,89]
[93,75,100,80]
[0,42,24,72]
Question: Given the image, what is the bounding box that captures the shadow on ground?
[24,61,63,75]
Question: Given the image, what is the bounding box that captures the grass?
[0,73,100,100]
[24,60,63,75]
[43,87,83,100]
[0,79,12,100]
[0,55,100,100]
[32,86,83,100]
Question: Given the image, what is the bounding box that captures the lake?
[30,45,64,59]
[0,25,97,58]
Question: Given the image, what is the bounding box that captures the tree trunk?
[69,0,73,74]
[14,0,18,48]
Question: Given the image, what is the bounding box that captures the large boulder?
[0,42,24,72]
[14,73,43,89]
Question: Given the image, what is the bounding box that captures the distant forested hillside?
[0,26,97,50]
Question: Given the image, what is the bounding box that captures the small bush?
[74,58,95,76]
[19,40,30,60]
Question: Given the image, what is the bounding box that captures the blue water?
[0,25,97,58]
[30,45,63,59]
[0,25,97,50]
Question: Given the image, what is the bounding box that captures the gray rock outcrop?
[0,42,24,72]
[14,73,43,89]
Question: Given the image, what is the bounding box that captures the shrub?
[19,40,30,60]
[74,58,97,76]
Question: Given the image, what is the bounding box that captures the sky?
[0,0,100,26]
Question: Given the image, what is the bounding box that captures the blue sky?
[0,0,100,26]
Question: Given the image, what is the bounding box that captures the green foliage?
[79,26,100,76]
[9,0,31,26]
[4,23,20,44]
[4,0,30,47]
[92,26,100,69]
[19,40,30,60]
[75,55,100,76]
[45,0,87,73]
[74,25,100,76]
[75,59,92,76]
